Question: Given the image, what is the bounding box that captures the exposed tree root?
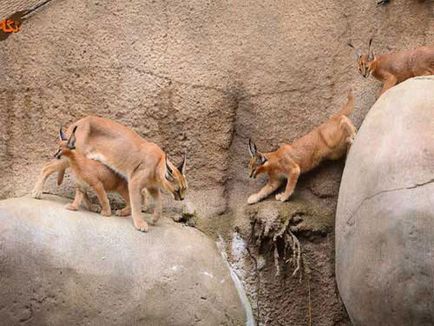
[286,229,301,277]
[249,209,305,278]
[242,200,332,323]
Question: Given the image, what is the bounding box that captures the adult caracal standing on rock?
[348,39,434,95]
[54,126,131,217]
[247,91,356,205]
[32,116,188,232]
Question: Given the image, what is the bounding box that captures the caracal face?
[248,152,267,179]
[165,156,188,201]
[52,128,72,160]
[349,39,375,78]
[356,54,373,78]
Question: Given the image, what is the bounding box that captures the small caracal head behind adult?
[348,38,375,78]
[248,139,267,179]
[164,153,188,201]
[53,126,78,159]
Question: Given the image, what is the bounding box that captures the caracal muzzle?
[248,139,267,179]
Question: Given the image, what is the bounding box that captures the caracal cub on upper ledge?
[247,90,356,205]
[54,126,131,217]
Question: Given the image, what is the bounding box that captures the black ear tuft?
[368,38,373,55]
[368,39,375,61]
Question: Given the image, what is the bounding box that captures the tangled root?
[271,217,302,277]
[249,210,304,278]
[285,230,301,277]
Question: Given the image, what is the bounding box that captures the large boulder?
[336,76,434,325]
[0,195,247,325]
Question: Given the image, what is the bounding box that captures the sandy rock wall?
[1,0,432,215]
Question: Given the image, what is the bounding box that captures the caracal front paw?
[133,218,149,232]
[100,208,112,217]
[247,194,261,205]
[65,203,78,211]
[31,187,43,199]
[275,193,290,202]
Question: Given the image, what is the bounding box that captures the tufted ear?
[348,42,362,59]
[248,139,257,157]
[165,157,174,180]
[258,152,267,165]
[368,38,375,61]
[67,126,78,149]
[59,127,67,141]
[177,152,187,176]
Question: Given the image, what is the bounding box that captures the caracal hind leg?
[129,176,149,232]
[115,182,131,217]
[72,189,99,213]
[65,189,84,211]
[148,188,162,225]
[80,191,94,211]
[92,182,112,217]
[247,177,282,205]
[31,158,69,199]
[276,166,301,202]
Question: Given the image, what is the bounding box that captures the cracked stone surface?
[0,195,246,325]
[336,77,434,326]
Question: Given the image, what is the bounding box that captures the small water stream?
[216,234,256,326]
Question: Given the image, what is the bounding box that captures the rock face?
[336,77,434,325]
[1,0,433,217]
[0,195,247,325]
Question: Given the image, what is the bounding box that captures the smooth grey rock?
[0,195,246,325]
[336,77,434,326]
